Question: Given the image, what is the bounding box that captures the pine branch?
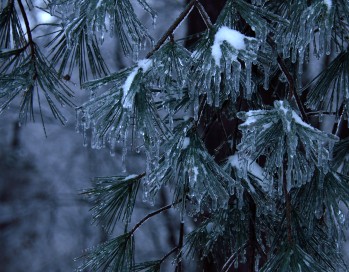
[146,0,197,58]
[160,247,178,264]
[194,1,213,28]
[130,202,176,235]
[17,0,34,59]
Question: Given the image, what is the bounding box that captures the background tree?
[1,0,349,271]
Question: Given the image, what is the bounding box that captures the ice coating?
[122,59,152,109]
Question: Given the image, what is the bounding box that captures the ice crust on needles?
[122,59,152,109]
[211,26,254,66]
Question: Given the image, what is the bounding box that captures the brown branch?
[160,247,178,264]
[130,202,176,234]
[146,0,197,58]
[194,1,213,28]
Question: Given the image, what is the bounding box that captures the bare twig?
[194,1,213,28]
[17,0,35,58]
[146,0,197,58]
[130,202,176,234]
[160,247,178,264]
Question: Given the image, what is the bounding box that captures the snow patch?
[228,155,269,192]
[211,26,252,66]
[292,111,313,130]
[277,101,292,132]
[192,166,199,183]
[125,174,138,180]
[277,100,314,131]
[323,0,332,10]
[122,59,152,109]
[182,137,190,149]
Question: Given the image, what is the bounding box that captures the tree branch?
[130,202,176,234]
[17,0,35,59]
[194,1,213,28]
[146,0,197,58]
[160,247,178,264]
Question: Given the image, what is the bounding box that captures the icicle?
[286,165,292,192]
[168,108,174,131]
[278,167,283,196]
[255,254,260,271]
[245,60,252,99]
[318,29,324,56]
[121,146,127,172]
[75,110,81,133]
[233,61,241,97]
[263,64,270,90]
[211,196,218,211]
[237,186,244,210]
[83,128,88,147]
[317,140,323,167]
[152,14,157,29]
[214,69,221,107]
[318,170,324,191]
[193,92,200,121]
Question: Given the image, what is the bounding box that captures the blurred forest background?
[0,1,187,271]
[1,0,349,271]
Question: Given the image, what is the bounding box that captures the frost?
[211,26,253,66]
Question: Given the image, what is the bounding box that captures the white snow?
[182,137,190,149]
[96,0,103,8]
[228,155,265,180]
[242,115,257,126]
[277,101,292,132]
[228,155,269,192]
[323,0,332,9]
[192,166,199,182]
[292,111,314,130]
[125,174,138,180]
[122,59,152,109]
[211,26,252,66]
[138,59,152,71]
[228,154,239,168]
[277,100,314,131]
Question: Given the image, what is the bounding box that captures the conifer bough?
[1,0,349,271]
